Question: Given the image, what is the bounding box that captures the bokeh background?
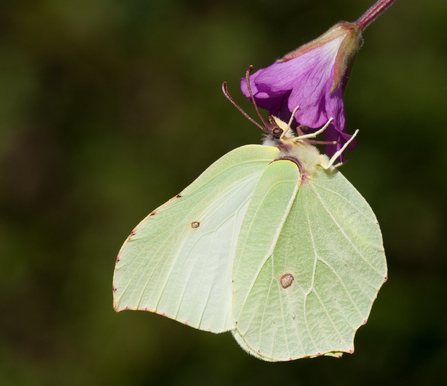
[1,0,446,385]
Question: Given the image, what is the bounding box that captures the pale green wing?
[231,330,276,362]
[232,166,387,361]
[114,145,279,333]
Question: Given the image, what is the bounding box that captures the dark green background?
[1,0,446,385]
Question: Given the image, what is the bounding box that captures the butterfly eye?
[280,273,294,289]
[191,221,200,228]
[272,127,283,138]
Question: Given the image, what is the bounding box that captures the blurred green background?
[1,0,446,385]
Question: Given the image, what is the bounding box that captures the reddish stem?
[355,0,398,31]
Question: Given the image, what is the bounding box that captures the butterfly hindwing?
[232,165,387,360]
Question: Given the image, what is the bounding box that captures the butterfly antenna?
[222,82,266,132]
[222,67,283,139]
[245,65,270,134]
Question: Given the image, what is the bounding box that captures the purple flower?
[241,22,363,159]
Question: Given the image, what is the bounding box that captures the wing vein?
[308,184,384,277]
[312,289,350,348]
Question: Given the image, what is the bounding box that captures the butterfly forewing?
[114,145,279,333]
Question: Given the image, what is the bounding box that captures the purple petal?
[241,35,354,158]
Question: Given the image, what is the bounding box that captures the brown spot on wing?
[280,273,294,289]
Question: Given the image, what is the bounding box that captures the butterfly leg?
[326,129,359,168]
[293,118,334,142]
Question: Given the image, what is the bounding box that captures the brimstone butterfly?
[112,72,387,361]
